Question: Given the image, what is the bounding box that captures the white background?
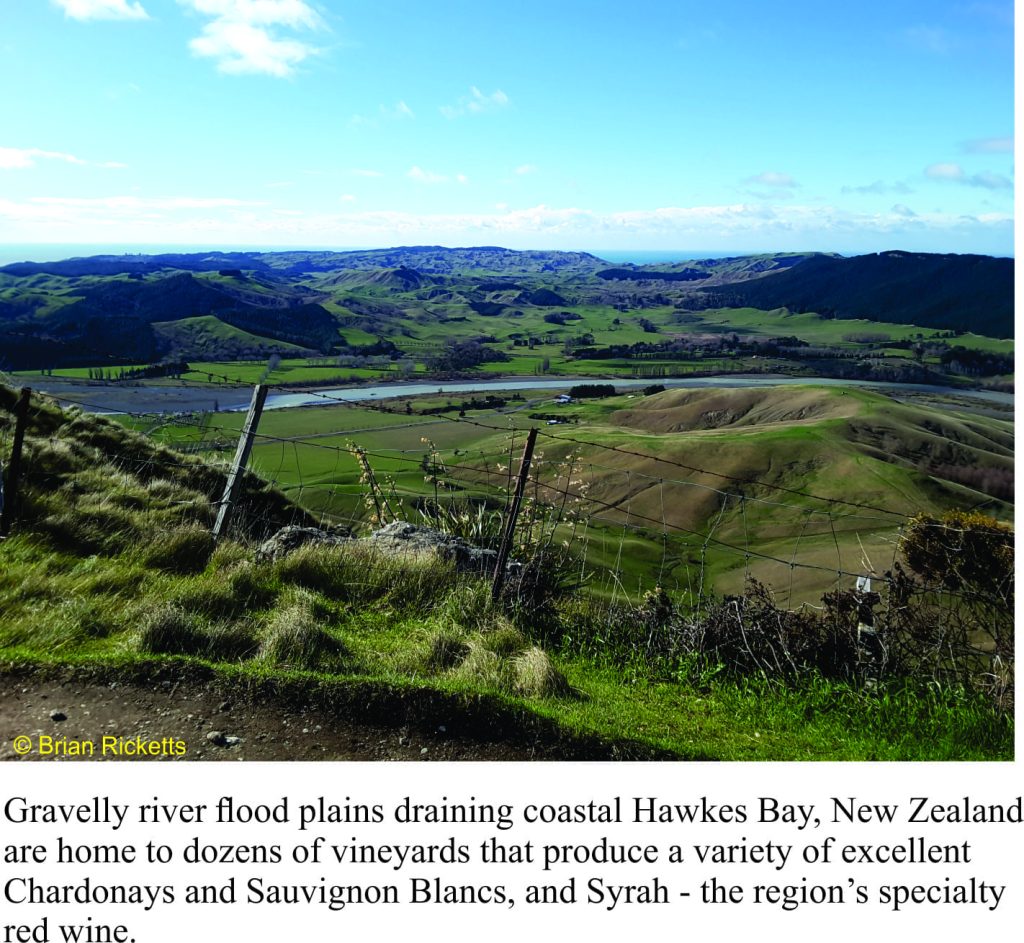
[2,760,1021,943]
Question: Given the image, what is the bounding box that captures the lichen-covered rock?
[358,521,498,572]
[257,525,351,560]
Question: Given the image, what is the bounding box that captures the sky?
[0,0,1015,256]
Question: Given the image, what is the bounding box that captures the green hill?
[698,250,1014,338]
[152,316,316,360]
[0,383,1011,760]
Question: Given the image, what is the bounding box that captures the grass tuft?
[260,592,349,671]
[173,562,277,618]
[425,631,471,670]
[511,646,573,699]
[141,526,216,574]
[136,604,258,660]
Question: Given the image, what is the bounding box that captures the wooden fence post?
[491,426,538,602]
[0,387,32,537]
[212,384,268,540]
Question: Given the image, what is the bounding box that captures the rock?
[49,710,67,722]
[258,525,352,561]
[218,701,231,713]
[207,730,243,748]
[359,522,499,573]
[259,521,516,575]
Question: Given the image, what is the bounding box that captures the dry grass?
[511,646,573,699]
[260,596,349,671]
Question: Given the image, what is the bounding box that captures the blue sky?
[0,0,1014,255]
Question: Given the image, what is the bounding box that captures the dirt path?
[0,673,543,762]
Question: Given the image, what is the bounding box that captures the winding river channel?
[22,374,1014,415]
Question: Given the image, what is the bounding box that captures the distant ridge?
[698,250,1014,338]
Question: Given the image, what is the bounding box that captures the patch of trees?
[336,337,401,359]
[86,361,191,381]
[568,384,617,398]
[842,332,891,344]
[425,340,510,372]
[939,347,1014,377]
[926,463,1014,501]
[420,395,508,415]
[468,300,505,316]
[543,311,584,325]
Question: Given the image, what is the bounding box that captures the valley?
[0,245,1014,760]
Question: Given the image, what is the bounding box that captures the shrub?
[900,510,1013,603]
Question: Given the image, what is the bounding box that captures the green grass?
[114,381,1013,606]
[0,388,1012,760]
[0,533,1009,759]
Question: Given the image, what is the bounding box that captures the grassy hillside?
[0,384,1012,760]
[152,316,316,360]
[114,384,1012,607]
[2,248,1013,376]
[698,251,1014,338]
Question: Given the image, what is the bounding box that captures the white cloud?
[926,162,966,180]
[53,0,149,21]
[0,147,124,170]
[351,101,415,128]
[963,136,1013,153]
[456,174,469,185]
[891,203,917,217]
[181,0,324,77]
[340,193,356,202]
[841,180,913,195]
[407,166,449,184]
[925,162,1012,189]
[744,171,798,188]
[514,164,538,176]
[0,197,1010,255]
[388,100,414,119]
[440,86,509,119]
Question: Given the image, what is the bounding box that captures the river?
[18,374,1014,415]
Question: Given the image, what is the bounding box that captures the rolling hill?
[696,250,1014,338]
[0,247,1014,370]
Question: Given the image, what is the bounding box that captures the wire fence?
[0,373,1014,705]
[1,378,999,600]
